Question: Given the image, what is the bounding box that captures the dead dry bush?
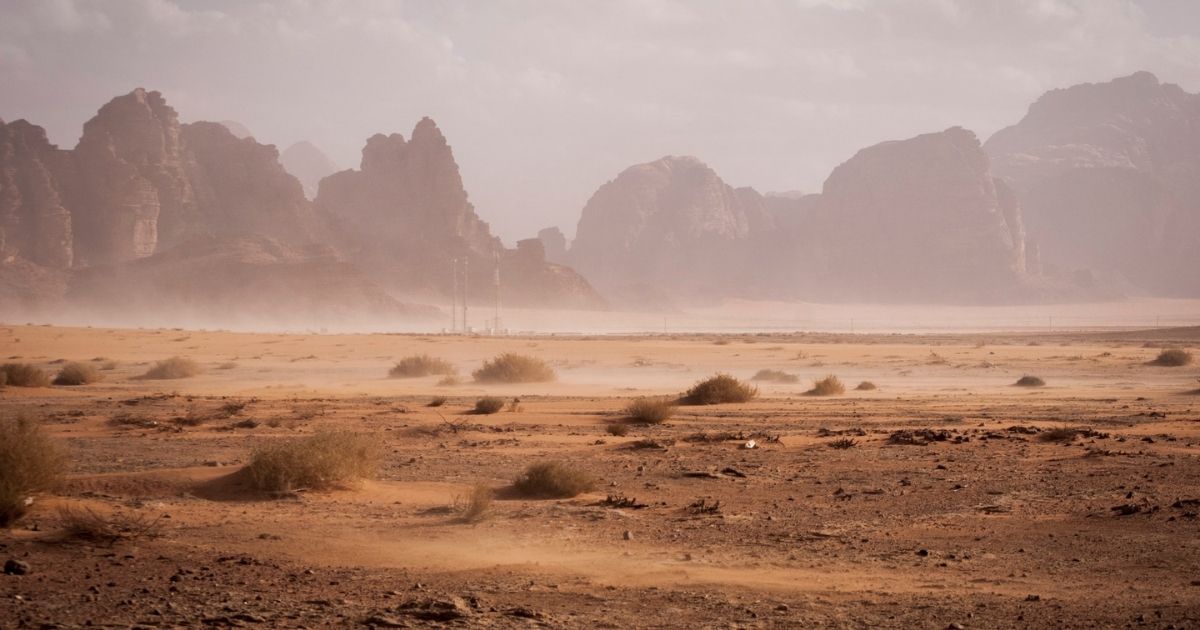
[1014,375,1045,387]
[1038,427,1079,443]
[625,396,676,424]
[55,505,165,544]
[751,369,799,384]
[605,423,629,436]
[427,396,448,407]
[0,416,65,527]
[681,373,758,405]
[855,381,877,391]
[245,430,380,493]
[53,361,102,386]
[1149,348,1193,367]
[828,438,858,449]
[472,353,556,383]
[388,355,457,378]
[512,461,595,498]
[137,356,201,380]
[1,363,50,387]
[805,375,845,396]
[454,484,494,523]
[473,396,505,414]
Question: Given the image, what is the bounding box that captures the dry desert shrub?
[138,356,201,380]
[828,438,858,449]
[427,396,448,407]
[1,363,50,387]
[855,381,878,391]
[681,373,758,405]
[625,396,676,424]
[388,354,457,378]
[473,396,506,414]
[56,505,164,544]
[1149,348,1193,367]
[751,369,799,383]
[0,416,65,527]
[437,375,462,387]
[246,430,380,493]
[805,375,845,396]
[53,361,102,386]
[512,461,595,498]
[1038,427,1078,443]
[454,484,494,523]
[472,353,556,383]
[606,422,629,436]
[1014,375,1045,387]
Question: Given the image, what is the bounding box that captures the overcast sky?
[2,0,1199,242]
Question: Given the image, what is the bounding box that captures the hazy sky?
[2,1,1199,242]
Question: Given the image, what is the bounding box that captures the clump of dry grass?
[473,396,506,414]
[138,357,201,380]
[0,416,65,526]
[1038,427,1078,443]
[1149,348,1193,367]
[437,375,462,387]
[512,461,595,498]
[855,381,877,391]
[606,423,629,437]
[828,438,858,449]
[1,363,50,387]
[805,375,845,396]
[680,373,758,405]
[245,430,380,493]
[625,396,676,424]
[472,353,556,383]
[751,369,799,384]
[55,505,164,544]
[388,354,457,378]
[427,396,448,407]
[1014,375,1045,387]
[454,484,494,523]
[53,362,102,386]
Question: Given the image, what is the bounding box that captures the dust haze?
[2,2,1199,628]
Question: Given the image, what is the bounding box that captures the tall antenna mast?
[493,249,502,334]
[450,257,459,333]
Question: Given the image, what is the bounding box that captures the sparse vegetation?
[1149,348,1193,367]
[437,375,462,387]
[1,416,64,526]
[1014,375,1045,387]
[1038,427,1078,443]
[751,369,799,384]
[53,361,102,386]
[454,484,494,523]
[606,423,629,436]
[829,438,858,449]
[473,396,506,414]
[681,373,758,405]
[805,375,845,396]
[472,353,556,383]
[625,396,676,424]
[512,461,595,498]
[56,505,164,544]
[1,363,51,387]
[855,381,877,391]
[138,356,201,380]
[428,396,448,407]
[388,354,457,378]
[245,430,380,493]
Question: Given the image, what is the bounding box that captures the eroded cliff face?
[811,127,1027,301]
[0,119,73,269]
[316,118,603,309]
[280,141,338,200]
[985,71,1200,295]
[569,156,775,302]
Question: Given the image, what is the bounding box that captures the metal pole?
[462,257,469,332]
[450,258,458,333]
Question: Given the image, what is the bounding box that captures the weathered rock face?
[0,119,73,268]
[985,71,1200,295]
[68,88,198,266]
[536,227,568,264]
[280,141,339,199]
[812,127,1028,301]
[317,118,603,309]
[569,156,775,302]
[182,122,319,244]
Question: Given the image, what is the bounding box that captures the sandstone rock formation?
[985,71,1200,296]
[280,141,339,199]
[536,227,568,264]
[316,118,603,309]
[569,156,776,303]
[0,119,73,269]
[218,120,254,140]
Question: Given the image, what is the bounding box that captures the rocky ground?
[2,324,1199,628]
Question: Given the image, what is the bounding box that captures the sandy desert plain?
[1,322,1199,628]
